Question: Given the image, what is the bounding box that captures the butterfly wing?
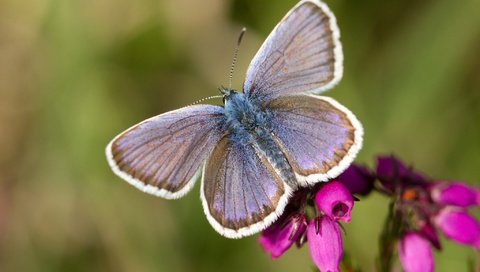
[244,0,342,102]
[267,95,363,186]
[201,137,292,239]
[106,105,226,199]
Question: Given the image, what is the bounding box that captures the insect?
[106,0,363,239]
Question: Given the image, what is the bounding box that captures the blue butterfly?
[106,0,363,239]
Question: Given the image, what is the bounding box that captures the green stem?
[377,199,402,272]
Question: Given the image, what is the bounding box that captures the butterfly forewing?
[244,0,342,103]
[267,95,363,186]
[106,105,226,199]
[201,136,292,239]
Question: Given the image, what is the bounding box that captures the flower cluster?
[258,156,479,272]
[259,165,373,272]
[376,156,479,272]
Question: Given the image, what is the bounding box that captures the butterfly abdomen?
[254,130,297,189]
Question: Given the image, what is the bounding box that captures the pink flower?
[314,181,354,222]
[259,181,354,270]
[431,182,480,207]
[434,208,480,249]
[398,232,435,272]
[307,216,343,272]
[259,213,307,258]
[374,155,479,270]
[376,156,426,192]
[337,164,375,196]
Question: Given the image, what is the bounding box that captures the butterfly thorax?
[224,90,297,188]
[224,91,269,132]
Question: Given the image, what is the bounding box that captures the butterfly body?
[224,89,298,188]
[106,0,363,239]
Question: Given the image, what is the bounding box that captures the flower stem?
[377,199,402,272]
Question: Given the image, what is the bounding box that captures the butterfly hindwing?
[244,0,342,103]
[201,136,292,239]
[106,105,226,199]
[267,95,363,186]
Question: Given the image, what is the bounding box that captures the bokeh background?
[0,0,479,271]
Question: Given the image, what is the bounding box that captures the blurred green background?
[0,0,479,271]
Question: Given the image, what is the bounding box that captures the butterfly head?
[219,86,239,104]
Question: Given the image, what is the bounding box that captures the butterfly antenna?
[189,95,223,106]
[229,27,247,89]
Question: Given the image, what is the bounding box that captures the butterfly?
[106,0,363,239]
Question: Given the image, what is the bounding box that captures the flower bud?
[337,164,375,196]
[398,232,435,272]
[307,216,343,272]
[434,208,480,249]
[259,213,307,258]
[431,182,479,207]
[376,156,425,192]
[314,181,354,222]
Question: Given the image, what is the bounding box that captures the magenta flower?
[375,155,480,270]
[376,156,425,192]
[434,208,480,249]
[314,181,354,222]
[259,155,478,271]
[307,216,343,272]
[430,182,480,207]
[337,164,375,196]
[259,178,355,271]
[398,232,435,272]
[259,212,307,259]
